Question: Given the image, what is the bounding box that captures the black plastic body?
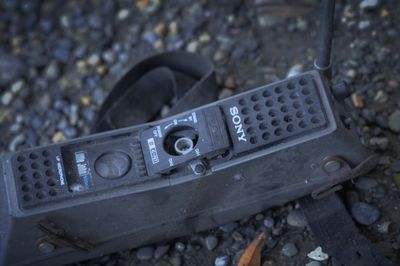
[0,71,375,266]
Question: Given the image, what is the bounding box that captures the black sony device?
[2,0,391,265]
[0,69,376,265]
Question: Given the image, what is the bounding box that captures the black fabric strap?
[301,194,397,266]
[94,52,218,132]
[94,52,397,266]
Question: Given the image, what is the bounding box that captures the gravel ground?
[1,0,400,265]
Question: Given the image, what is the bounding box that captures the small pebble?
[9,133,25,151]
[307,247,329,261]
[351,202,380,225]
[263,216,275,228]
[1,92,13,105]
[87,54,100,67]
[175,242,185,252]
[360,0,379,10]
[232,231,244,242]
[199,33,211,43]
[214,255,230,266]
[205,235,218,251]
[376,221,391,234]
[52,131,66,143]
[286,64,303,78]
[374,90,388,103]
[154,245,170,259]
[186,41,199,53]
[281,242,298,257]
[136,246,154,261]
[369,137,389,150]
[351,93,364,108]
[255,213,264,221]
[10,80,24,94]
[286,210,307,228]
[218,88,233,100]
[117,9,130,20]
[358,20,371,30]
[220,222,238,233]
[44,61,60,80]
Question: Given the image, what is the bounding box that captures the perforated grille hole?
[233,75,326,150]
[13,149,59,206]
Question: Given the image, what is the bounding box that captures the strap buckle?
[311,155,378,199]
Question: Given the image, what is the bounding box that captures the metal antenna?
[314,0,335,79]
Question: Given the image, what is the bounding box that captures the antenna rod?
[314,0,335,79]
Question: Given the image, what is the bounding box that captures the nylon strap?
[301,194,397,266]
[94,52,217,132]
[94,52,397,266]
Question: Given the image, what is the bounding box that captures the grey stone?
[174,242,185,252]
[44,61,60,80]
[10,80,24,94]
[286,64,303,78]
[263,216,275,228]
[9,134,25,152]
[388,110,400,132]
[63,127,77,138]
[232,231,244,242]
[369,137,389,150]
[220,222,238,233]
[358,20,371,30]
[102,50,116,64]
[376,221,391,234]
[154,245,170,259]
[374,90,388,103]
[214,255,230,266]
[1,92,13,105]
[307,246,329,261]
[69,104,79,125]
[205,235,218,250]
[351,202,380,225]
[255,213,264,221]
[287,210,307,228]
[360,0,379,10]
[87,54,100,67]
[218,89,233,99]
[136,246,154,261]
[258,15,283,28]
[117,9,130,20]
[281,242,298,257]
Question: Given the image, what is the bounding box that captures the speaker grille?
[222,74,328,154]
[13,149,63,208]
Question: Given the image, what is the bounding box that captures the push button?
[94,152,131,179]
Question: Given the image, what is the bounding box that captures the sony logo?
[229,106,247,142]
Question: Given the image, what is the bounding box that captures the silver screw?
[37,241,56,254]
[190,161,206,175]
[323,159,342,173]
